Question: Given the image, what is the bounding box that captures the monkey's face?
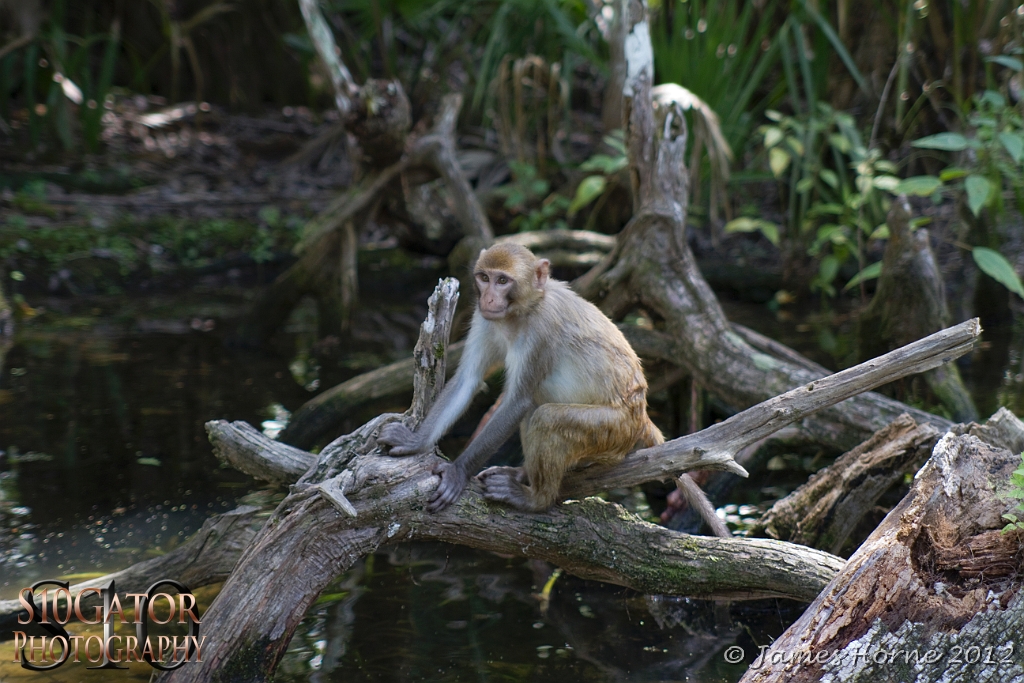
[475,269,516,320]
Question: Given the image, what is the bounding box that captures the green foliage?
[1,0,121,152]
[909,90,1024,220]
[756,104,893,296]
[972,247,1024,299]
[569,131,627,218]
[323,0,602,114]
[1001,452,1024,533]
[493,161,570,232]
[0,210,303,280]
[650,0,780,153]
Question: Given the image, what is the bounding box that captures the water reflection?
[277,544,792,683]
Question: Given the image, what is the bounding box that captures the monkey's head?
[473,243,550,321]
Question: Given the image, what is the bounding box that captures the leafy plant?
[568,131,627,219]
[743,104,894,296]
[650,0,780,154]
[1001,452,1024,533]
[908,89,1024,299]
[494,161,570,232]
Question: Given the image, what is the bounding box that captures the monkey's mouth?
[480,307,507,320]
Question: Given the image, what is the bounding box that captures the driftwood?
[740,411,1024,683]
[857,196,977,422]
[751,414,941,554]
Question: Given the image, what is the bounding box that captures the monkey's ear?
[535,259,550,288]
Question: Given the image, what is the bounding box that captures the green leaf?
[873,175,900,192]
[819,255,840,284]
[870,224,889,240]
[973,247,1024,298]
[724,217,780,246]
[769,147,791,177]
[820,169,839,189]
[896,175,943,196]
[567,175,606,216]
[986,55,1024,71]
[580,154,627,174]
[796,178,814,194]
[999,132,1024,164]
[939,167,969,182]
[912,133,970,151]
[764,127,784,148]
[844,261,882,290]
[965,175,993,216]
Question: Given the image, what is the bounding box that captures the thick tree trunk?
[739,411,1024,683]
[857,196,977,421]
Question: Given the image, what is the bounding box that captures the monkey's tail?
[638,417,730,539]
[675,475,731,538]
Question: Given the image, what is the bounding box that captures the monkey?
[378,243,729,536]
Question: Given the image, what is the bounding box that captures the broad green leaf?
[873,175,900,192]
[820,169,839,189]
[999,132,1024,164]
[807,203,844,217]
[973,247,1024,298]
[912,132,970,151]
[965,175,993,216]
[819,255,840,284]
[828,133,852,154]
[580,154,627,174]
[896,176,942,196]
[796,178,814,194]
[939,167,969,181]
[725,217,781,245]
[844,261,882,290]
[869,224,889,240]
[986,55,1024,71]
[568,175,606,215]
[764,127,784,148]
[766,109,783,122]
[769,147,791,177]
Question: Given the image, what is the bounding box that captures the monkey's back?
[530,280,648,412]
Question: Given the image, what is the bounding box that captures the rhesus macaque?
[378,243,728,536]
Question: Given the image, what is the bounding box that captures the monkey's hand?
[477,467,530,509]
[427,460,468,513]
[377,422,426,457]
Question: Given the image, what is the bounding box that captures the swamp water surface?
[0,269,1021,682]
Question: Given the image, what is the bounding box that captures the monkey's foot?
[427,460,467,513]
[477,466,535,510]
[377,422,425,457]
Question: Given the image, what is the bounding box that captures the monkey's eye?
[497,276,508,285]
[479,274,489,282]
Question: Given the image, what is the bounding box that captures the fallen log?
[739,412,1024,683]
[751,414,940,554]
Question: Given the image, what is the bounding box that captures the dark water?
[1,279,1021,681]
